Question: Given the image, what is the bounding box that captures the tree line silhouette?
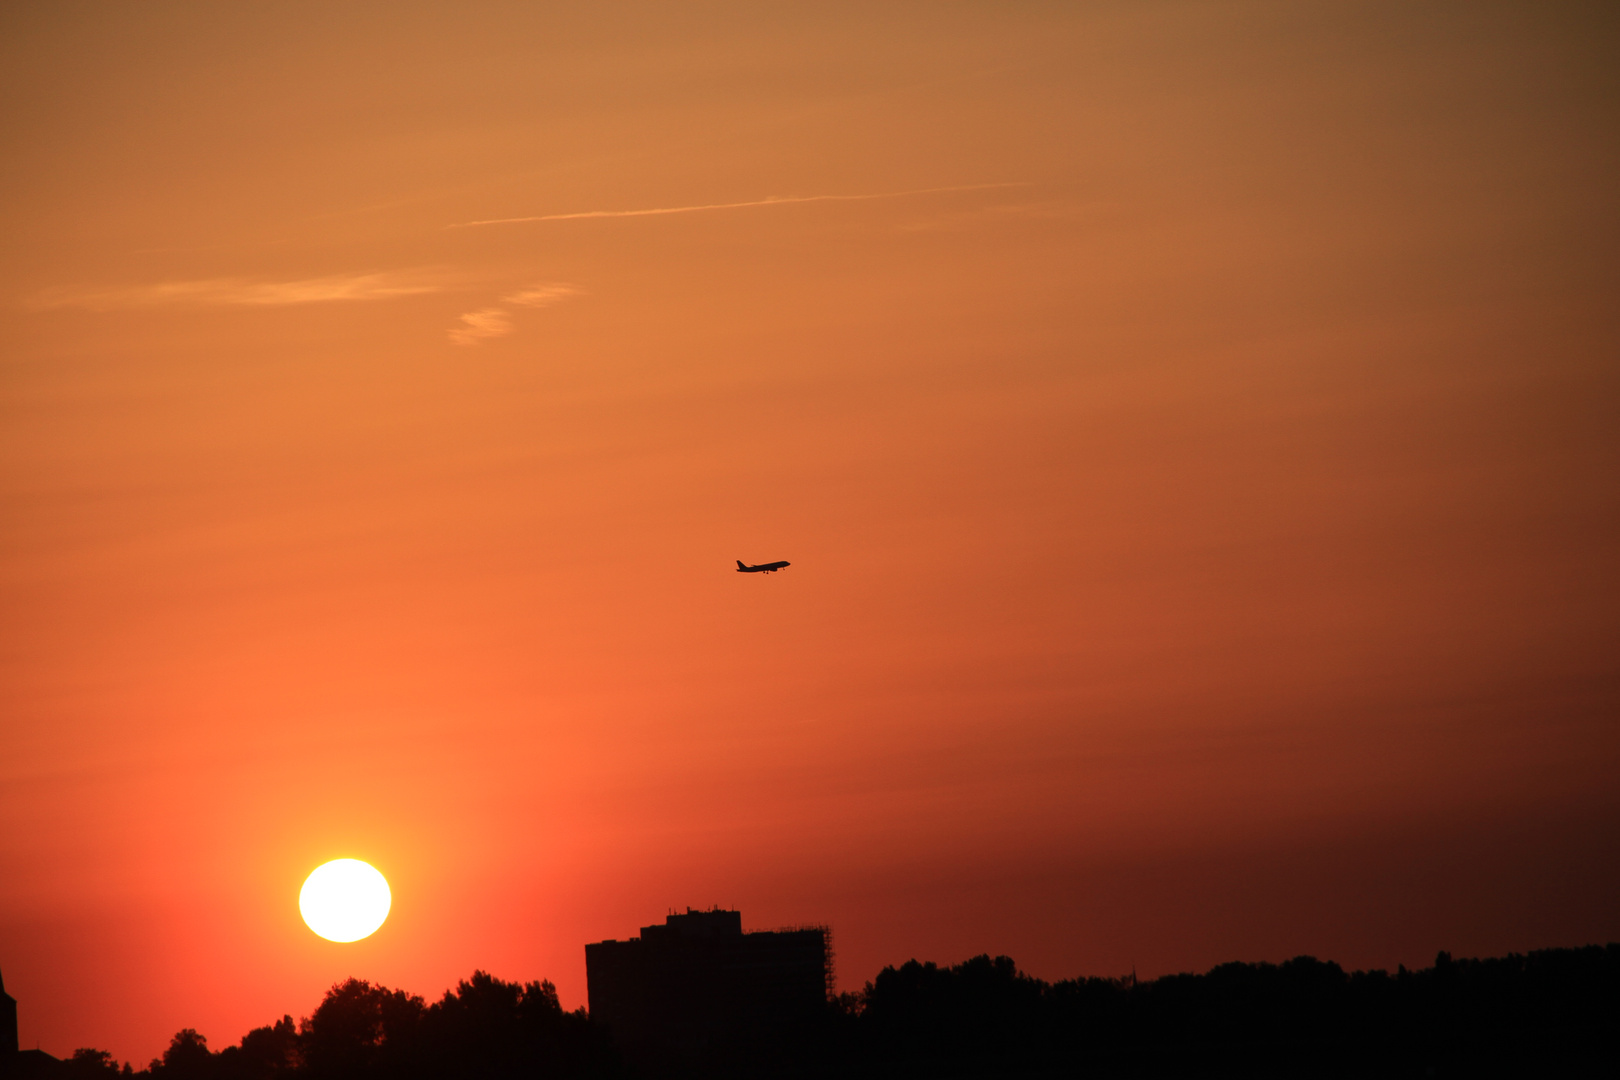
[45,943,1619,1079]
[48,975,608,1080]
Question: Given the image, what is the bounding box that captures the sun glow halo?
[299,859,391,942]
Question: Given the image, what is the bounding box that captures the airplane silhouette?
[737,559,790,574]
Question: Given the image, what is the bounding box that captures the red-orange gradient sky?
[2,0,1618,1065]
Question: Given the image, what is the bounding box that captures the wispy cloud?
[503,283,581,307]
[448,281,581,346]
[30,271,443,311]
[448,183,1030,228]
[447,308,513,346]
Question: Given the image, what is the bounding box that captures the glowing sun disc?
[300,859,391,942]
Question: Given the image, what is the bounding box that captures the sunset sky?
[2,0,1617,1065]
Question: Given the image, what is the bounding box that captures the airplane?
[736,559,791,574]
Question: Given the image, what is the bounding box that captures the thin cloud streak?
[30,271,443,311]
[448,308,512,347]
[449,281,581,346]
[503,283,581,307]
[449,183,1031,228]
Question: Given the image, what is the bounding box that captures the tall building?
[585,908,830,1071]
[0,971,61,1080]
[1,967,16,1058]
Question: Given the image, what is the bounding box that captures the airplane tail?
[736,559,747,570]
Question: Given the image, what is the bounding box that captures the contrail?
[448,182,1029,228]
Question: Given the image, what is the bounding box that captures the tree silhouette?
[52,944,1616,1080]
[63,1048,129,1079]
[414,971,608,1080]
[213,1017,298,1080]
[298,980,423,1080]
[146,1030,212,1080]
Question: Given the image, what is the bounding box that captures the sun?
[300,859,391,942]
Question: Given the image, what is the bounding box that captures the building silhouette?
[585,908,830,1071]
[0,968,60,1079]
[1,968,16,1060]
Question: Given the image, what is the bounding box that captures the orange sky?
[2,0,1618,1065]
